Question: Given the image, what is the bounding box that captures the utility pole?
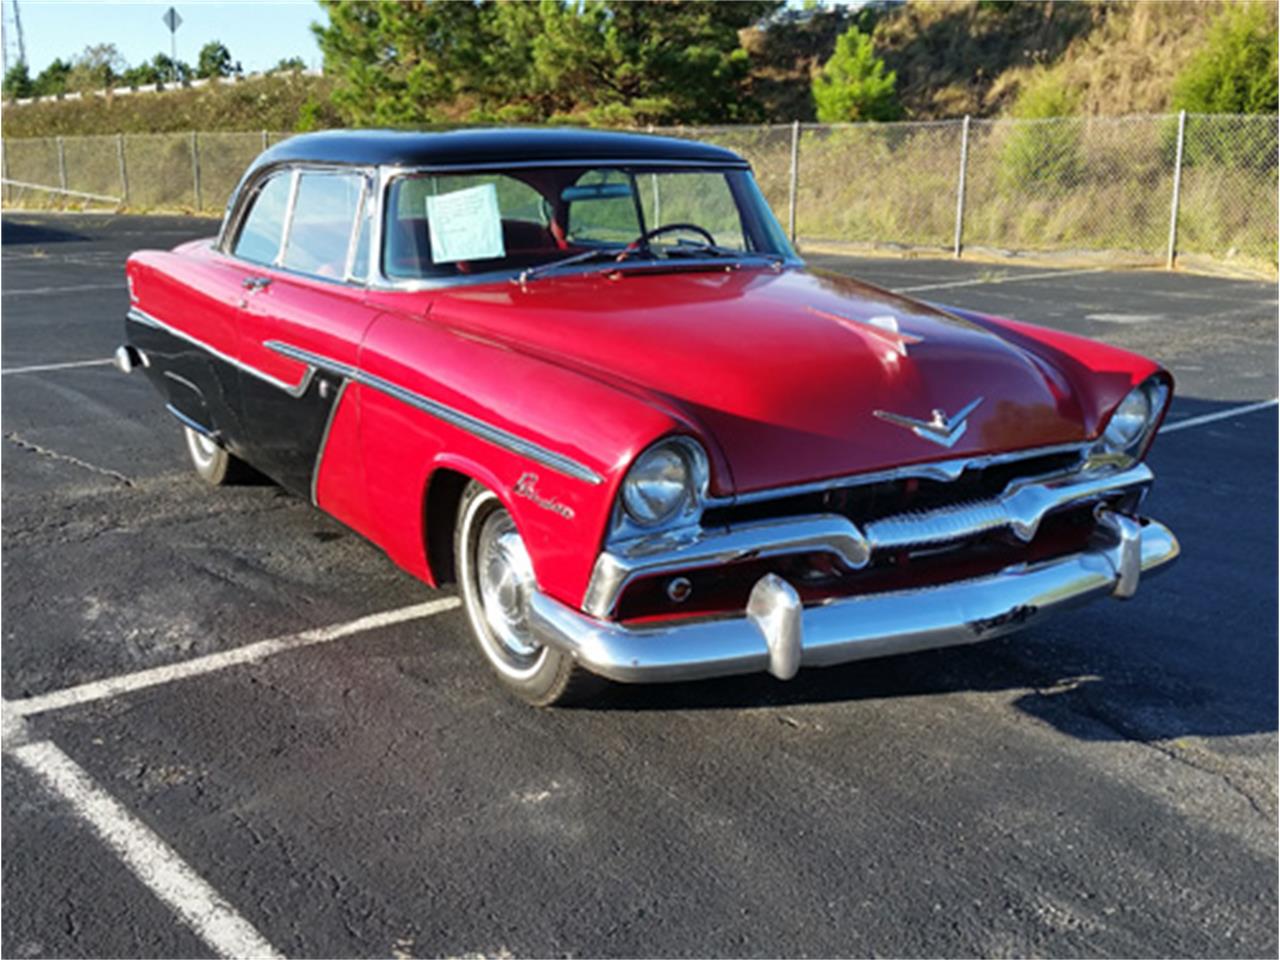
[3,0,28,75]
[13,0,26,68]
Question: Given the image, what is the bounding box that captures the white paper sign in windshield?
[426,184,505,263]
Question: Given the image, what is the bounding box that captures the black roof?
[252,128,749,173]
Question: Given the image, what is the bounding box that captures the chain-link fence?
[2,114,1275,272]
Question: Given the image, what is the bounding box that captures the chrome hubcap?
[185,427,218,468]
[474,508,544,672]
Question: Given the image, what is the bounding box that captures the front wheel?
[183,426,250,486]
[455,481,603,707]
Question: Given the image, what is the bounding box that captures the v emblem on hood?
[874,396,984,448]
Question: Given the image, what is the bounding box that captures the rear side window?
[233,173,292,265]
[282,172,365,278]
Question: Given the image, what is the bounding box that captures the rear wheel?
[182,426,250,486]
[455,481,603,707]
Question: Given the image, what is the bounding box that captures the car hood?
[428,266,1103,494]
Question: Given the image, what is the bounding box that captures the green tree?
[121,60,162,88]
[3,62,33,99]
[525,0,779,124]
[31,58,73,96]
[150,52,192,85]
[68,43,125,92]
[196,41,238,79]
[313,0,493,124]
[811,25,900,122]
[1172,2,1278,115]
[312,0,779,126]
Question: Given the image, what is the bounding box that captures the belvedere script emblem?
[514,472,575,520]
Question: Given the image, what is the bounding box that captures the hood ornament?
[874,397,984,448]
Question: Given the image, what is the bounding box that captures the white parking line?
[7,597,462,718]
[893,267,1108,293]
[1,358,114,375]
[1159,398,1278,434]
[9,737,284,960]
[2,282,127,296]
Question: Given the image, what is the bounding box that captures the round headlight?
[1103,385,1154,451]
[622,443,694,526]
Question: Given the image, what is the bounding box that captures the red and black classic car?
[120,129,1179,705]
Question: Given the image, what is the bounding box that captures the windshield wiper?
[517,247,634,284]
[662,242,785,264]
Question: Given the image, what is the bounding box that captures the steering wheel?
[623,222,717,256]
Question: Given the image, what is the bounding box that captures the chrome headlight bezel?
[613,437,709,540]
[1093,377,1170,466]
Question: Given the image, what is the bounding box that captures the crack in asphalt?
[5,432,134,487]
[1032,678,1275,823]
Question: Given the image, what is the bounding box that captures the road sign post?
[162,7,182,83]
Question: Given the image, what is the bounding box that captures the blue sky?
[7,0,324,75]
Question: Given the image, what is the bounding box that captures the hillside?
[1,0,1270,138]
[1,72,341,138]
[748,0,1260,122]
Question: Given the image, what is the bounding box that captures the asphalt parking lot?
[2,212,1276,958]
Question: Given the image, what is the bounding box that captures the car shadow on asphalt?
[1,218,92,246]
[580,394,1278,747]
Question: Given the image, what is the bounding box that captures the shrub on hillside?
[811,26,901,123]
[1173,2,1278,115]
[1168,3,1278,171]
[999,70,1082,189]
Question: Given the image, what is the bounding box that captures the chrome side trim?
[863,462,1154,550]
[719,441,1090,507]
[273,168,302,267]
[342,175,372,283]
[583,514,872,618]
[263,340,604,486]
[164,403,218,440]
[129,304,602,485]
[162,369,202,396]
[127,306,315,397]
[310,378,350,506]
[584,462,1153,618]
[531,517,1180,684]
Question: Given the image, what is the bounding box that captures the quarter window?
[232,173,292,265]
[282,172,365,279]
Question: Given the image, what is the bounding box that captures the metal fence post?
[261,129,268,152]
[191,131,203,211]
[953,115,971,258]
[56,136,67,191]
[1166,110,1187,270]
[116,133,129,206]
[1,141,9,206]
[788,120,800,245]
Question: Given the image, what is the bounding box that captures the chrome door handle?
[242,276,272,291]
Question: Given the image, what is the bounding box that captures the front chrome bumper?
[528,512,1179,684]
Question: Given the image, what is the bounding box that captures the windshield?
[381,165,793,282]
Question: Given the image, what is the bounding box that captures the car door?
[232,167,378,498]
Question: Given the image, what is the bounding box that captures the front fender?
[945,306,1170,437]
[342,308,697,608]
